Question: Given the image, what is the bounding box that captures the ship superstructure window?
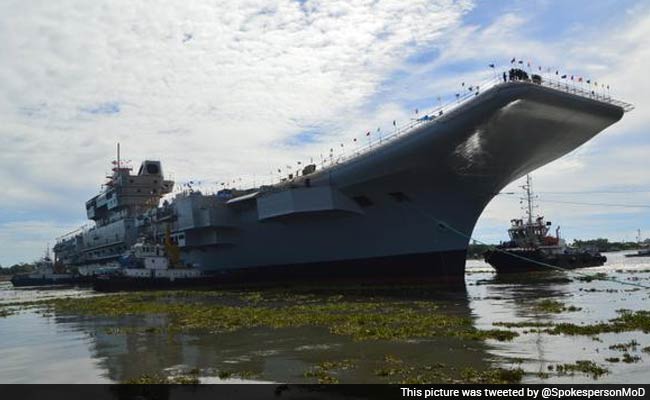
[146,163,159,174]
[352,195,373,207]
[388,192,411,202]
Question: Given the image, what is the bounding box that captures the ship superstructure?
[54,144,173,274]
[54,69,632,284]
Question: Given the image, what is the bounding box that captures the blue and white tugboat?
[484,174,607,273]
[93,235,205,292]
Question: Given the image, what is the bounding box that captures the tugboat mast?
[521,174,537,224]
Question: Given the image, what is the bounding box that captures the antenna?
[117,142,121,169]
[520,174,538,224]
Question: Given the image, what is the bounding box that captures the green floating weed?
[122,373,199,384]
[621,353,641,363]
[493,321,554,328]
[304,359,354,384]
[460,367,525,384]
[533,299,581,314]
[373,355,523,384]
[576,273,608,283]
[554,361,608,379]
[45,291,518,343]
[609,340,639,352]
[549,310,650,336]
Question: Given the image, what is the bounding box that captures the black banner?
[3,384,649,400]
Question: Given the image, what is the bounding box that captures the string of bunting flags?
[171,58,618,192]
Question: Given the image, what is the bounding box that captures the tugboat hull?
[10,276,83,287]
[484,249,606,273]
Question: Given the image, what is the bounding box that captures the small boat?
[484,175,607,273]
[625,248,650,258]
[10,249,79,287]
[625,230,649,257]
[93,236,207,292]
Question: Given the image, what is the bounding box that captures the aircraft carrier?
[53,70,633,284]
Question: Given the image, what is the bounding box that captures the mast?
[521,174,536,224]
[117,142,121,170]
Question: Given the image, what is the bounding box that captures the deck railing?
[288,72,634,183]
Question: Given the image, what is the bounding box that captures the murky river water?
[0,251,648,383]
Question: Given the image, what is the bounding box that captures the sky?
[1,0,649,266]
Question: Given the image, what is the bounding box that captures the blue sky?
[0,0,649,266]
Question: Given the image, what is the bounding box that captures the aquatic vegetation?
[371,355,524,384]
[609,339,639,352]
[235,370,258,379]
[642,346,650,354]
[304,360,356,384]
[548,310,650,336]
[580,288,619,293]
[373,355,414,379]
[533,299,581,313]
[217,370,232,379]
[575,273,608,283]
[0,308,13,318]
[0,299,56,316]
[554,360,609,379]
[493,321,554,328]
[122,373,199,384]
[459,366,525,384]
[43,290,518,343]
[604,357,620,363]
[621,353,641,363]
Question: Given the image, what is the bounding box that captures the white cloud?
[414,3,650,244]
[0,0,473,265]
[0,220,83,266]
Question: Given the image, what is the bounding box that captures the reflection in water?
[1,250,649,383]
[467,251,650,383]
[65,286,494,383]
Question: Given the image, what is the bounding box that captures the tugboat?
[484,174,607,273]
[10,247,78,287]
[625,230,650,258]
[93,232,205,292]
[626,249,650,258]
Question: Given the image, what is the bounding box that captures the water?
[0,251,648,383]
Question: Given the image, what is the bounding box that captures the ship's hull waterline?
[54,81,625,286]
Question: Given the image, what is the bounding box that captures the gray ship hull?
[171,82,624,283]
